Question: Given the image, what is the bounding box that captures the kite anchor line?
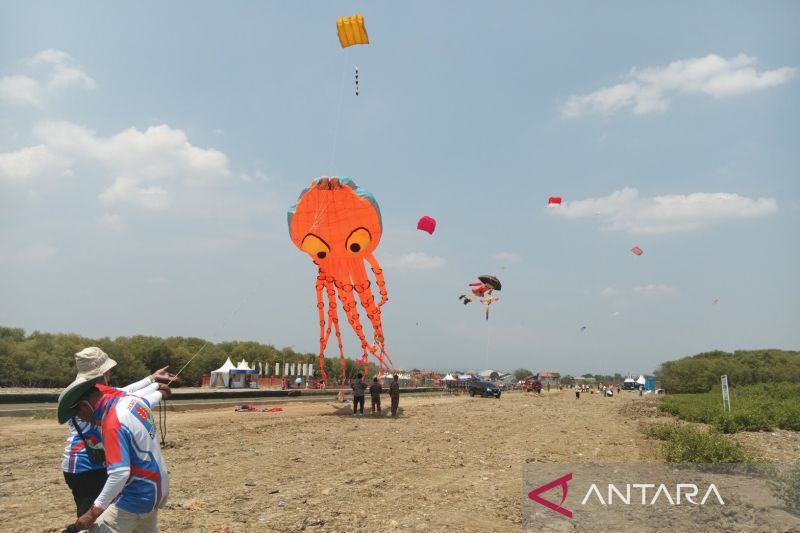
[327,56,348,174]
[156,288,259,446]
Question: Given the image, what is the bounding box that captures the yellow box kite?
[336,14,369,48]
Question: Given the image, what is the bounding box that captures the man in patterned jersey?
[60,378,172,532]
[58,347,175,519]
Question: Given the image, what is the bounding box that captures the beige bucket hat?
[74,347,117,380]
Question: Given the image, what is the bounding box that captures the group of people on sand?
[57,347,175,532]
[350,373,400,417]
[574,383,621,399]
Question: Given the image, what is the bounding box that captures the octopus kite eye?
[346,227,371,253]
[301,234,330,260]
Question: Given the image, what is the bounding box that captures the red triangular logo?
[528,472,573,518]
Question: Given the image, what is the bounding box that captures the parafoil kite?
[630,246,643,256]
[288,177,392,384]
[548,197,562,206]
[417,215,436,235]
[712,298,719,305]
[336,14,369,48]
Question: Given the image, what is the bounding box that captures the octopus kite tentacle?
[324,277,346,379]
[366,255,389,308]
[351,258,393,370]
[314,273,329,384]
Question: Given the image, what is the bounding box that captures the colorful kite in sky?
[417,215,436,235]
[288,177,392,384]
[630,246,643,256]
[548,196,562,206]
[459,275,502,311]
[336,14,369,47]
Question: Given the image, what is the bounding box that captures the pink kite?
[713,298,719,305]
[630,246,643,256]
[548,197,562,206]
[417,215,436,234]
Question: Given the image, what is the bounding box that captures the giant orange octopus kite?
[288,177,392,384]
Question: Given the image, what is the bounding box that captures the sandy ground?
[0,390,796,533]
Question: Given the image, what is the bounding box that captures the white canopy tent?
[236,360,251,370]
[209,357,236,387]
[442,374,457,381]
[636,375,646,385]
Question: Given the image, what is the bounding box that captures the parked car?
[468,381,501,398]
[522,378,543,393]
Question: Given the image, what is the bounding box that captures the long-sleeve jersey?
[61,376,161,474]
[92,391,169,513]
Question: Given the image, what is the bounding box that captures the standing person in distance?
[369,377,382,415]
[389,374,400,417]
[351,373,366,416]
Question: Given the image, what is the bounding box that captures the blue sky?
[1,2,798,376]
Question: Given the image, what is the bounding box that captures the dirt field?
[0,390,796,532]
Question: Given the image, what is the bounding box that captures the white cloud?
[0,75,44,107]
[632,284,678,296]
[239,169,270,183]
[382,252,446,270]
[99,177,171,210]
[32,121,231,184]
[22,243,58,260]
[0,144,70,180]
[547,187,777,234]
[99,213,127,231]
[599,284,677,298]
[27,49,96,91]
[561,53,796,117]
[0,120,232,209]
[492,251,522,264]
[0,49,95,107]
[599,287,621,297]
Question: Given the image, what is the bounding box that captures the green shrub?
[768,463,800,516]
[659,383,800,433]
[646,423,751,463]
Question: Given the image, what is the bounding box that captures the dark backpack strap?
[71,416,98,451]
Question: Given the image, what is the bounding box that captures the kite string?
[327,56,348,175]
[158,283,263,446]
[167,290,256,385]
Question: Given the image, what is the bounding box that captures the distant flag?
[417,215,436,235]
[548,196,562,206]
[630,246,643,256]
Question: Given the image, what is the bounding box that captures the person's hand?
[75,505,104,530]
[158,383,173,399]
[152,366,177,384]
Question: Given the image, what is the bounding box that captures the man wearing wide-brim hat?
[58,347,175,531]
